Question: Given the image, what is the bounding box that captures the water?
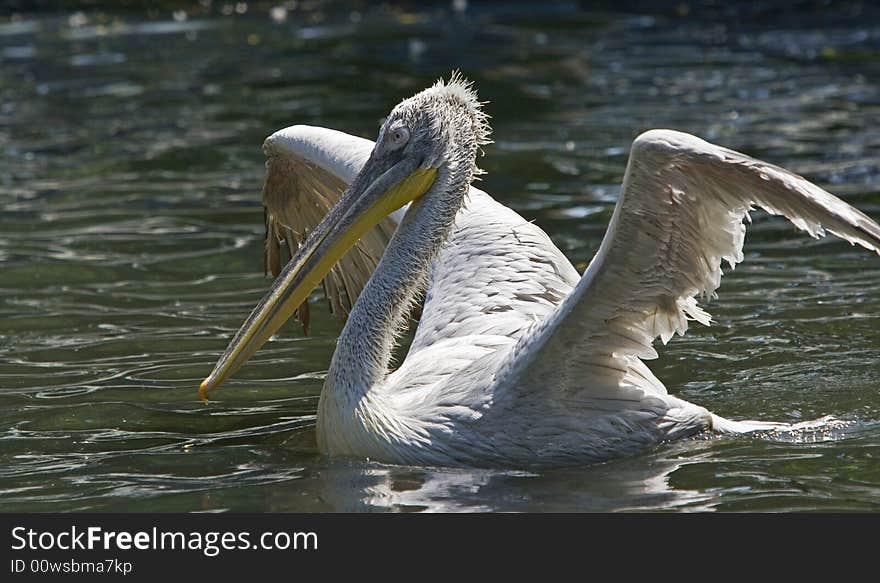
[2,1,880,512]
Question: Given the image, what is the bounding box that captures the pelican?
[200,75,880,468]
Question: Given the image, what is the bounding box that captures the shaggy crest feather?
[428,71,493,148]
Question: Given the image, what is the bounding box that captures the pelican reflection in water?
[200,75,880,468]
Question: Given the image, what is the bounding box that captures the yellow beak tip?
[198,379,212,404]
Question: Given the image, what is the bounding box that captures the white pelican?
[200,75,880,468]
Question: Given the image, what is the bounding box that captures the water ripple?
[1,3,879,512]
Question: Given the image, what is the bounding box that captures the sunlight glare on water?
[1,1,879,512]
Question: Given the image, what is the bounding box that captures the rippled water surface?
[2,2,880,512]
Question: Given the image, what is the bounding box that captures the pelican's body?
[202,76,880,468]
[316,188,591,466]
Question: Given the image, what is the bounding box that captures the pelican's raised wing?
[262,126,401,329]
[499,129,880,409]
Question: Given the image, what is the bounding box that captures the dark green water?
[2,2,880,512]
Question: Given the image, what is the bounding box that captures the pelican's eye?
[388,127,410,150]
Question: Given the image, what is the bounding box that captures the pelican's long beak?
[199,155,438,401]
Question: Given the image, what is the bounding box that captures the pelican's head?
[199,74,490,399]
[377,73,491,188]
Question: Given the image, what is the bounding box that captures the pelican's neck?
[328,170,466,399]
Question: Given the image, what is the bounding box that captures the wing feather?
[499,129,880,406]
[261,126,402,328]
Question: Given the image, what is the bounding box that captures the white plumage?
[210,78,880,468]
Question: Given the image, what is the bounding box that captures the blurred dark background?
[2,0,876,23]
